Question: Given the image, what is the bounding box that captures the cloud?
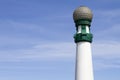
[93,9,120,41]
[92,41,120,70]
[0,42,75,62]
[96,24,120,38]
[93,41,120,58]
[93,9,120,28]
[0,38,120,70]
[0,10,119,70]
[93,60,120,70]
[95,9,120,18]
[0,20,46,34]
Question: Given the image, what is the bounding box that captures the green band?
[74,33,93,43]
[75,19,91,27]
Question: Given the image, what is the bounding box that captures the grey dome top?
[73,6,93,21]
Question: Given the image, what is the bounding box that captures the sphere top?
[73,6,93,21]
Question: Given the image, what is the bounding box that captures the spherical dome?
[73,6,93,21]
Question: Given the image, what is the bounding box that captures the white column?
[86,26,90,33]
[75,42,94,80]
[78,25,81,33]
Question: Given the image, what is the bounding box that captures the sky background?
[0,0,120,80]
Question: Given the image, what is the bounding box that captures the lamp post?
[73,6,94,80]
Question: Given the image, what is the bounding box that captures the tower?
[73,6,94,80]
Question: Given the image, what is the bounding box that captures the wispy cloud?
[94,60,120,70]
[0,9,120,71]
[0,37,120,70]
[0,20,46,34]
[0,42,75,62]
[92,41,120,70]
[93,41,120,58]
[96,24,120,38]
[93,9,120,41]
[95,9,120,18]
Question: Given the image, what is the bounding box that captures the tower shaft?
[75,42,93,80]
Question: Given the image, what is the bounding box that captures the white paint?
[86,26,90,33]
[78,26,81,33]
[75,42,94,80]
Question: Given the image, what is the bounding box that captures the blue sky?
[0,0,120,80]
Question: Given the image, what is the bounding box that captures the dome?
[73,6,93,21]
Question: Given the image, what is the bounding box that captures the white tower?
[73,6,94,80]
